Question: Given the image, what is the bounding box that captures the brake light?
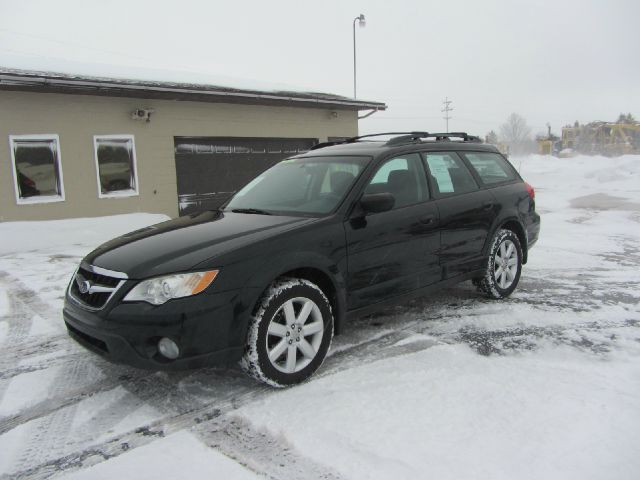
[524,182,535,200]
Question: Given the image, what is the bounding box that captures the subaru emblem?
[79,280,91,294]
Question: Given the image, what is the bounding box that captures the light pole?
[353,14,366,98]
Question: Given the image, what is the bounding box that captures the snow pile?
[240,343,639,480]
[516,154,640,210]
[0,213,169,256]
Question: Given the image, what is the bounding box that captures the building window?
[94,135,139,197]
[9,134,65,204]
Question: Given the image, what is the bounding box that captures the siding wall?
[0,90,358,221]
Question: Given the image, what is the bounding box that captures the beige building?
[0,68,385,221]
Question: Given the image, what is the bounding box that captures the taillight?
[524,182,535,200]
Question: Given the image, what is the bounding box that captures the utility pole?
[441,97,453,133]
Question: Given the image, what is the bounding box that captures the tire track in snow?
[0,351,87,381]
[4,324,444,478]
[195,416,346,480]
[0,271,72,374]
[0,365,144,436]
[5,271,640,478]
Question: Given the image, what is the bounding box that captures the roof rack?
[310,132,427,150]
[309,131,482,150]
[421,132,482,143]
[347,131,429,142]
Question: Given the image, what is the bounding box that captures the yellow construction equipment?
[562,120,640,156]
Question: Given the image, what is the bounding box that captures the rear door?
[345,153,441,310]
[422,151,497,278]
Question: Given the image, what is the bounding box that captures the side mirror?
[360,192,395,214]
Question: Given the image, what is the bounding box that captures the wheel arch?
[278,266,344,333]
[241,254,347,337]
[498,218,528,264]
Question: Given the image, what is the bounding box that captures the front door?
[345,153,441,310]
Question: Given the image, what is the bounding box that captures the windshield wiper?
[230,208,272,215]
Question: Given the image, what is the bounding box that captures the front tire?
[240,278,334,387]
[477,229,523,299]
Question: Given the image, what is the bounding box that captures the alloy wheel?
[494,239,518,289]
[266,297,324,374]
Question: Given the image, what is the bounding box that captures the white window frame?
[9,134,66,205]
[93,134,140,199]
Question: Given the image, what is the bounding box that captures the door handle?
[420,214,436,225]
[481,202,494,211]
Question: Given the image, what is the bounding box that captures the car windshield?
[224,156,369,216]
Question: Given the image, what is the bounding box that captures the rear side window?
[463,152,517,185]
[423,153,478,196]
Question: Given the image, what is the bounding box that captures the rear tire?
[477,229,523,299]
[240,278,333,387]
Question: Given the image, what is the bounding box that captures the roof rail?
[424,132,482,143]
[385,132,482,145]
[309,132,428,151]
[309,131,482,150]
[347,131,429,142]
[385,132,431,146]
[309,140,345,150]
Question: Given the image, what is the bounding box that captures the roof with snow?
[0,67,386,111]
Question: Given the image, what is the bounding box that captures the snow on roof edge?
[0,65,387,109]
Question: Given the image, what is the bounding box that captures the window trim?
[459,151,519,188]
[93,134,140,199]
[363,152,430,210]
[420,151,480,199]
[9,134,66,205]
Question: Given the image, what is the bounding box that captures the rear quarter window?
[463,152,517,185]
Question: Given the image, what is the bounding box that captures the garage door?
[174,136,317,215]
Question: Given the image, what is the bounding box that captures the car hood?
[85,210,315,278]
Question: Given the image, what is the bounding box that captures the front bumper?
[63,288,248,370]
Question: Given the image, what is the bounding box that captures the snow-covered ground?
[0,154,639,479]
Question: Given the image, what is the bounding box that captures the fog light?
[158,337,180,359]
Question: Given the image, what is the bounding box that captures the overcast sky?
[1,0,638,137]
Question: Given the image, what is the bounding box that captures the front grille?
[69,266,125,310]
[82,269,120,288]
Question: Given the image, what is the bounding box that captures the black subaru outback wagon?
[64,132,540,387]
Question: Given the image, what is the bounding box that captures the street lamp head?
[358,14,366,27]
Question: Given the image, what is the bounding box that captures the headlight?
[123,270,219,305]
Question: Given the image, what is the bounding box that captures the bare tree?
[485,130,498,144]
[499,113,533,155]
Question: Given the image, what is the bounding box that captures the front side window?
[424,152,478,196]
[225,156,368,215]
[462,152,517,185]
[94,135,138,197]
[10,135,65,204]
[364,154,429,209]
